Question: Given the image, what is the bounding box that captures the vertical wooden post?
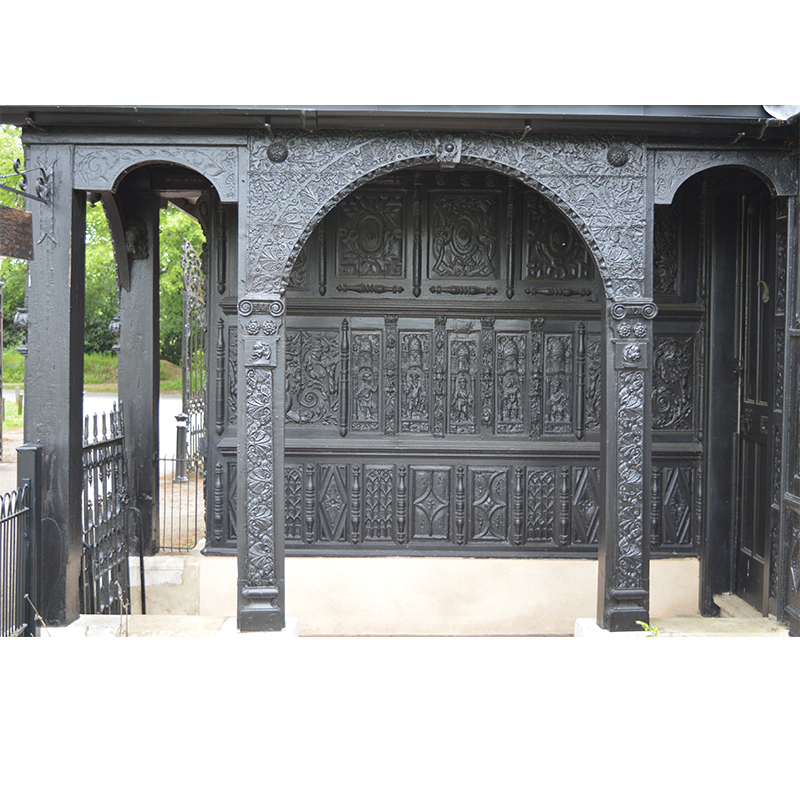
[22,143,85,625]
[117,188,160,555]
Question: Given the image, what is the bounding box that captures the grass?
[3,348,184,399]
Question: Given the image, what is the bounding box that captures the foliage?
[0,124,206,362]
[635,620,660,637]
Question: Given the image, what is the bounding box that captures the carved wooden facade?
[10,106,800,635]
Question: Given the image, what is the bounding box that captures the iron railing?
[80,405,133,615]
[158,413,205,552]
[0,446,40,637]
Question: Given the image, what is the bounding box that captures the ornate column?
[21,142,85,625]
[236,295,286,631]
[597,299,657,631]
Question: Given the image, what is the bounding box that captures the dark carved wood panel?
[222,168,701,558]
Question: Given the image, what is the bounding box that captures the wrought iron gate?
[81,406,133,614]
[181,238,207,469]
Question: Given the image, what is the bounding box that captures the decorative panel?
[400,332,432,433]
[448,335,479,434]
[285,329,339,425]
[496,334,526,434]
[469,468,508,542]
[364,466,395,541]
[526,468,556,543]
[285,466,303,540]
[429,193,499,278]
[336,192,405,277]
[660,466,693,547]
[584,334,602,431]
[544,334,573,434]
[228,327,238,426]
[525,194,593,281]
[411,467,451,540]
[227,462,237,543]
[572,467,600,545]
[317,465,349,542]
[652,335,694,430]
[351,331,381,431]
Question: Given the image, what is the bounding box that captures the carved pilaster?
[433,317,447,438]
[215,317,225,435]
[597,299,656,631]
[238,295,284,632]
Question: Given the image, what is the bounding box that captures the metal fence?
[81,405,134,615]
[158,414,205,552]
[0,446,39,637]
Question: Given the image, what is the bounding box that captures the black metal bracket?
[0,159,50,204]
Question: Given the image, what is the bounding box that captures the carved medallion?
[430,194,499,278]
[525,195,593,281]
[336,192,404,277]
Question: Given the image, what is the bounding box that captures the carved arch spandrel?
[653,148,797,205]
[246,131,647,302]
[73,145,240,201]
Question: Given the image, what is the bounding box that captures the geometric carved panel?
[411,467,451,540]
[470,468,508,542]
[571,467,600,545]
[364,466,395,541]
[660,466,692,547]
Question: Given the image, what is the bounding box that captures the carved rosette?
[246,130,646,302]
[239,295,284,629]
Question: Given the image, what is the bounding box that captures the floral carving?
[652,336,693,430]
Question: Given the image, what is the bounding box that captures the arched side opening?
[669,166,789,617]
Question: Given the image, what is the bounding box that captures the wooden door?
[735,189,775,612]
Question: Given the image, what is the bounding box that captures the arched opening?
[668,165,785,616]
